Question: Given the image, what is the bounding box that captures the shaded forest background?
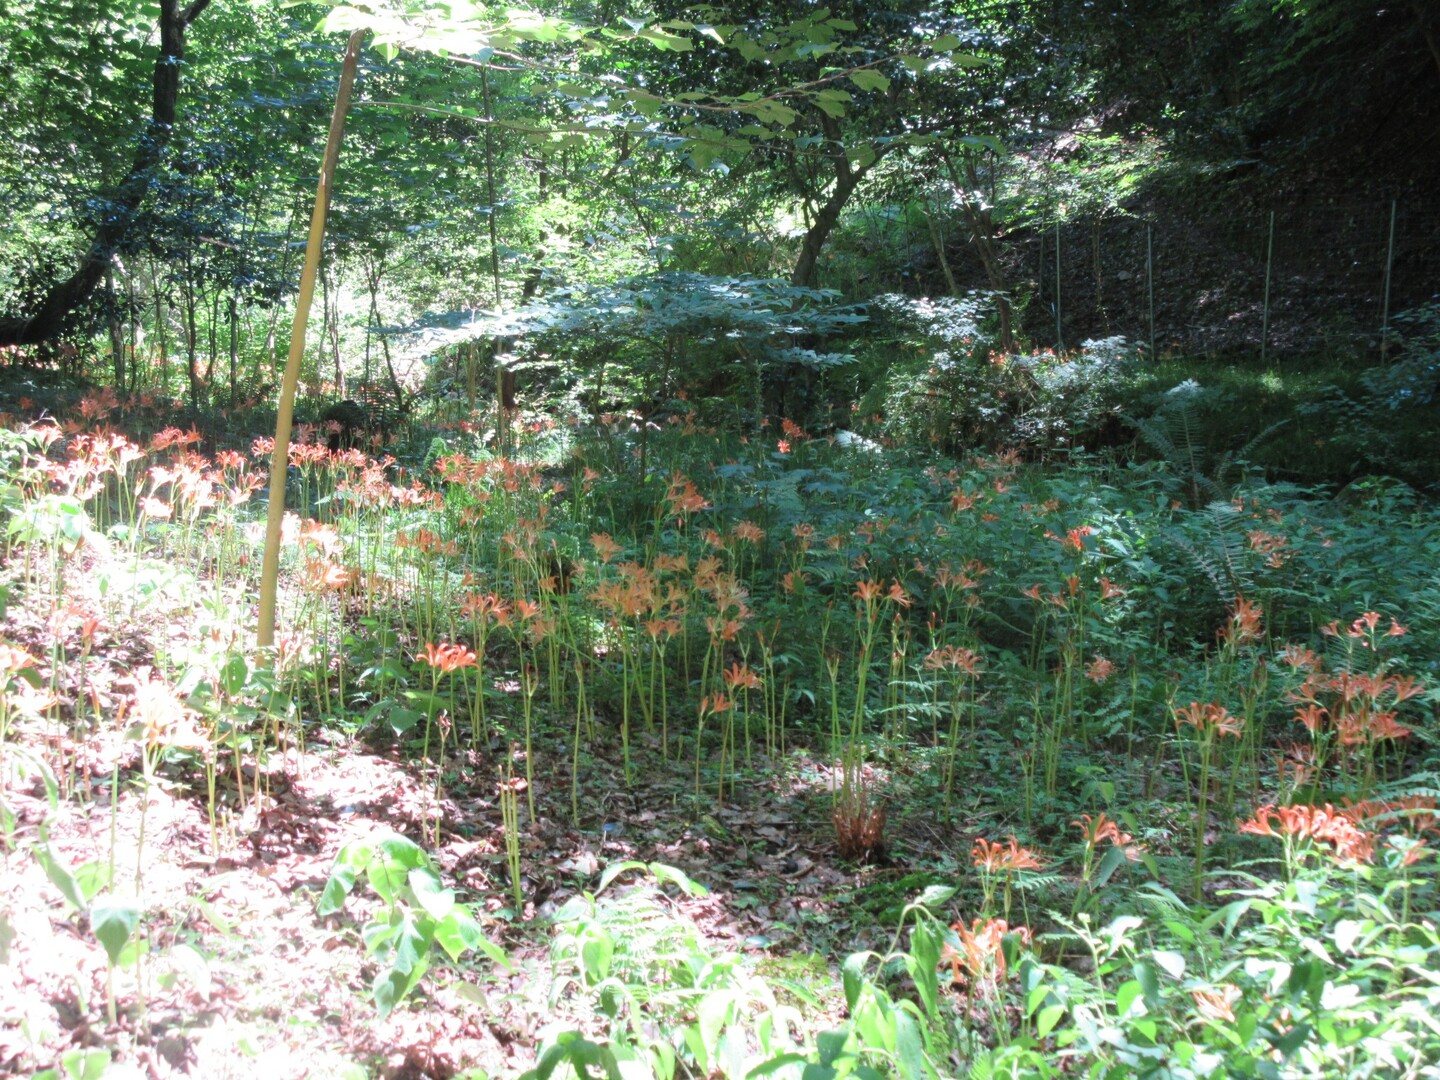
[1,0,1437,423]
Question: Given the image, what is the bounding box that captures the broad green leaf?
[391,911,431,974]
[59,1048,111,1080]
[816,1029,850,1068]
[90,901,140,966]
[367,858,407,906]
[1153,948,1186,980]
[1133,959,1161,1008]
[596,860,646,893]
[408,867,455,920]
[317,864,359,916]
[1094,843,1131,888]
[893,1011,923,1080]
[434,909,511,969]
[697,989,736,1055]
[1115,979,1143,1017]
[911,884,956,909]
[748,1052,809,1077]
[454,981,489,1005]
[1333,919,1365,954]
[580,934,614,984]
[389,704,427,733]
[1267,1022,1312,1058]
[1037,1004,1066,1038]
[848,70,889,93]
[841,954,866,1012]
[1200,899,1251,938]
[373,954,429,1019]
[36,846,86,912]
[649,862,708,896]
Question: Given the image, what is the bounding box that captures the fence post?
[1054,221,1064,351]
[1260,210,1275,365]
[1147,223,1155,359]
[1380,198,1397,358]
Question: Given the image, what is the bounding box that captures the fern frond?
[1168,501,1253,604]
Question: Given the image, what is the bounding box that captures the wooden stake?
[257,30,366,649]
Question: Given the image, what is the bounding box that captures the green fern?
[1168,500,1254,605]
[1130,381,1288,509]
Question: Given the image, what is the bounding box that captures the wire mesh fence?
[1020,193,1440,358]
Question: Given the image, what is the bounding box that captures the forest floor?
[0,556,971,1078]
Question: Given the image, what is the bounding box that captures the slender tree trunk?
[325,270,344,396]
[0,0,212,346]
[150,261,170,400]
[924,199,959,296]
[791,115,887,289]
[126,272,142,396]
[792,169,865,288]
[481,67,518,446]
[105,267,126,389]
[227,294,239,406]
[204,288,219,387]
[940,148,1016,353]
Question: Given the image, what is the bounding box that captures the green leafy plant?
[1129,380,1288,510]
[317,830,510,1018]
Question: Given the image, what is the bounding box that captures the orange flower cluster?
[127,668,208,751]
[722,662,762,691]
[1044,525,1094,553]
[931,559,988,592]
[1174,701,1245,738]
[1320,610,1407,644]
[1192,984,1242,1024]
[395,528,459,557]
[419,642,478,674]
[1238,803,1374,863]
[1085,655,1116,684]
[941,917,1032,986]
[665,472,709,519]
[462,592,512,628]
[1286,645,1423,749]
[1247,529,1290,568]
[923,644,983,676]
[971,836,1043,873]
[1073,812,1143,860]
[1219,596,1264,647]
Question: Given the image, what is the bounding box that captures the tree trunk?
[791,114,885,289]
[227,293,239,406]
[105,268,126,389]
[0,0,213,347]
[151,260,170,400]
[940,148,1016,353]
[791,168,864,288]
[184,277,200,408]
[923,200,960,296]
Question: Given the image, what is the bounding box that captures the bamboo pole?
[257,29,366,649]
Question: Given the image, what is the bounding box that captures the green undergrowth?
[1,377,1439,1076]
